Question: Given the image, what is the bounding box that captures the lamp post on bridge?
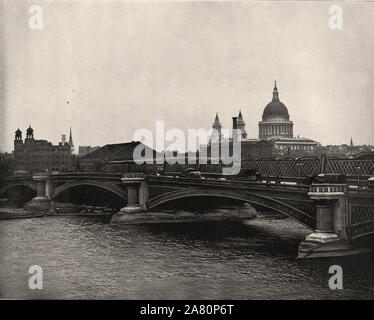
[356,166,361,189]
[296,163,303,184]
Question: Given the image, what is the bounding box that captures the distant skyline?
[1,1,374,152]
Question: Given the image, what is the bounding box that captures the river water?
[1,210,374,299]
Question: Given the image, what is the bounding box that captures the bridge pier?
[24,173,51,212]
[298,184,364,258]
[302,200,339,243]
[111,173,147,223]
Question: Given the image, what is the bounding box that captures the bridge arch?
[147,189,315,229]
[0,182,37,195]
[50,179,128,202]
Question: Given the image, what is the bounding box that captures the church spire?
[69,126,74,150]
[238,109,243,119]
[211,113,222,143]
[213,113,222,129]
[237,110,247,140]
[272,80,279,102]
[214,112,220,123]
[350,137,353,147]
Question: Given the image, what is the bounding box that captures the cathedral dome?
[262,83,289,121]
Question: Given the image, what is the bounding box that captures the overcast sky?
[1,0,374,152]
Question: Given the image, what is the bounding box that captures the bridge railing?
[147,175,310,192]
[49,172,123,180]
[327,159,374,176]
[81,157,374,180]
[32,172,51,179]
[241,159,321,177]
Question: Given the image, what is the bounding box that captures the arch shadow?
[50,179,128,202]
[0,182,37,195]
[147,189,315,229]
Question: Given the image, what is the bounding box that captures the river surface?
[1,210,374,299]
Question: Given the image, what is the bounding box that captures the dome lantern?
[262,82,289,122]
[272,81,279,102]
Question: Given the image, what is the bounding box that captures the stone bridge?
[1,170,374,258]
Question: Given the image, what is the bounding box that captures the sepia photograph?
[1,0,374,304]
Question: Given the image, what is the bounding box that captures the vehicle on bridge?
[234,168,262,181]
[295,156,320,161]
[215,168,263,182]
[368,177,374,189]
[254,156,276,161]
[200,167,262,181]
[180,168,203,178]
[315,173,346,183]
[156,165,165,175]
[276,157,295,161]
[300,173,346,185]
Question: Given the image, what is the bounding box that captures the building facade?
[272,137,320,154]
[14,126,73,174]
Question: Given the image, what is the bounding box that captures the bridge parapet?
[147,175,311,196]
[122,173,145,181]
[32,172,50,181]
[309,184,346,199]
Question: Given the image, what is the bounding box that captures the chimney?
[61,134,66,145]
[232,117,238,130]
